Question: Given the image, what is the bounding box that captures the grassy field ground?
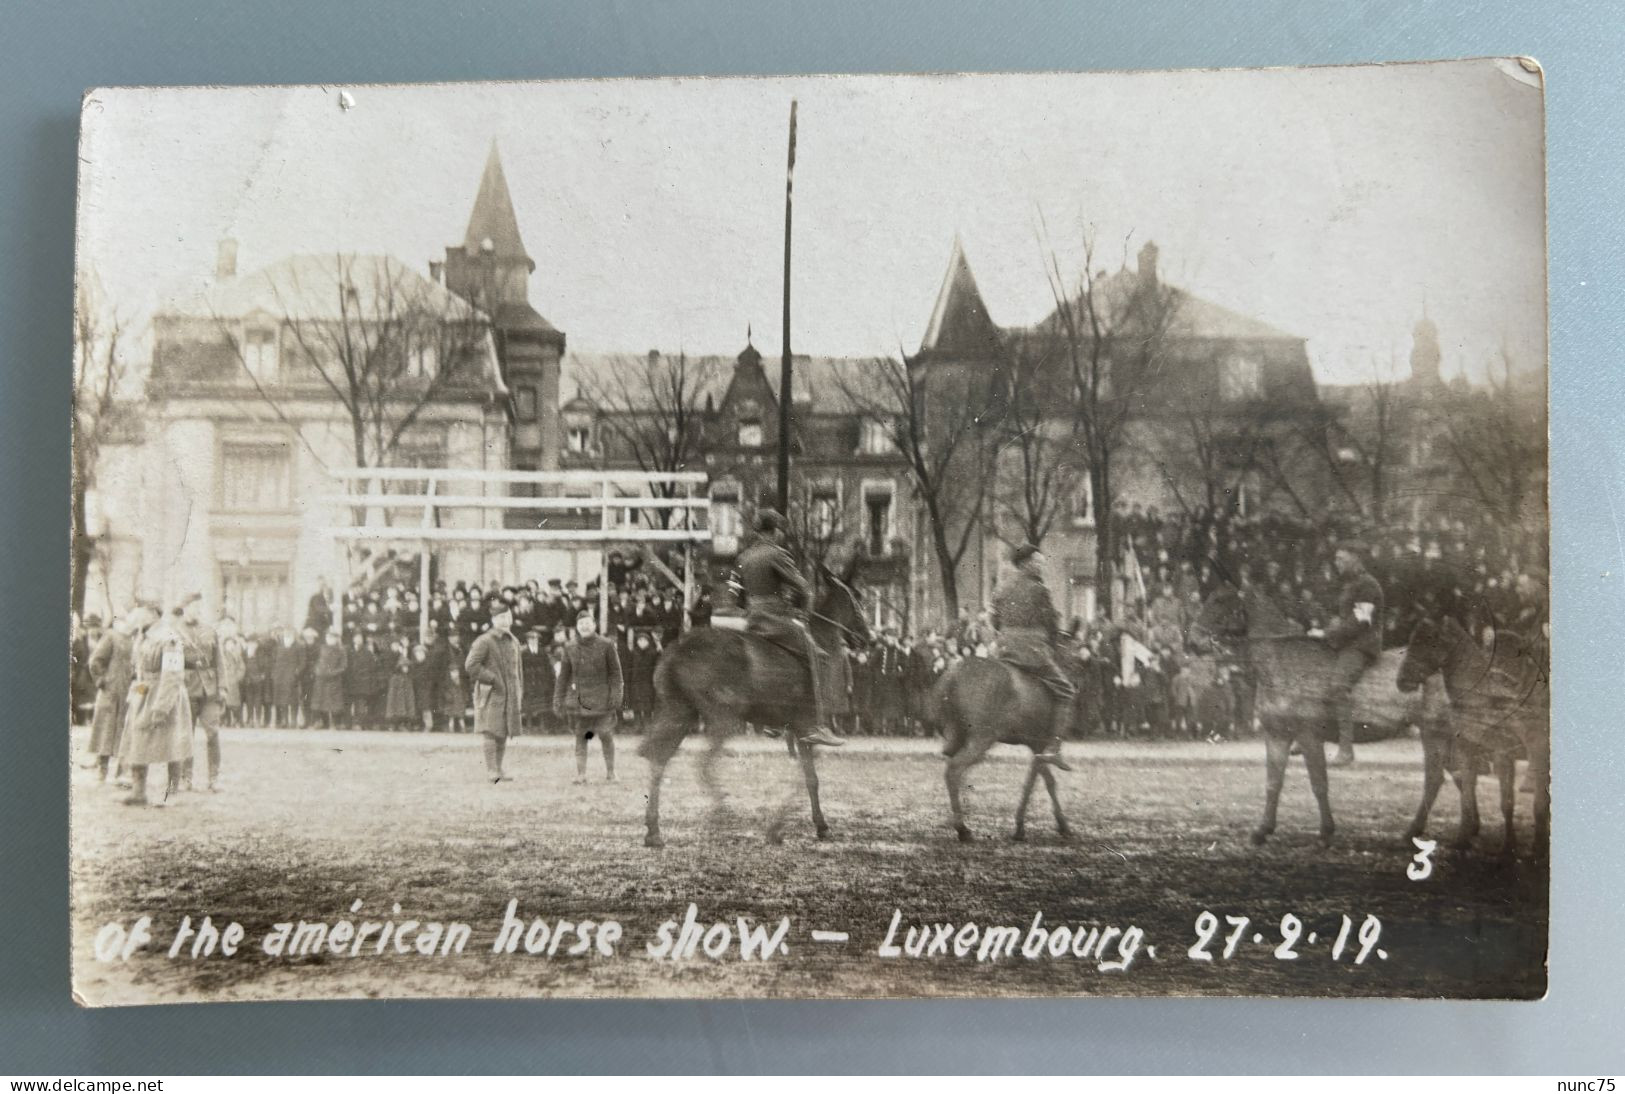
[68,726,1547,1005]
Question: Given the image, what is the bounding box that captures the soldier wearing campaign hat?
[1322,538,1385,766]
[737,508,845,748]
[992,543,1076,770]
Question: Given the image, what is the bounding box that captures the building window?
[243,328,278,381]
[738,419,763,448]
[1220,354,1264,401]
[864,485,893,556]
[710,481,742,552]
[567,424,593,454]
[810,488,838,540]
[219,442,292,512]
[515,385,538,420]
[859,417,891,455]
[1071,475,1095,527]
[406,343,437,380]
[219,564,291,634]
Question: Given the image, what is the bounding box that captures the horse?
[637,572,870,848]
[929,654,1082,843]
[1397,617,1550,856]
[1194,585,1415,846]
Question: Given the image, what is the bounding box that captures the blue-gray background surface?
[2,0,1619,1075]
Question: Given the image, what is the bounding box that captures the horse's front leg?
[1013,757,1040,841]
[1038,760,1073,842]
[1302,724,1335,846]
[1496,753,1517,857]
[799,739,830,840]
[1452,749,1481,850]
[1253,726,1290,846]
[645,755,669,849]
[1406,725,1446,843]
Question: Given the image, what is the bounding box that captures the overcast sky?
[77,60,1545,385]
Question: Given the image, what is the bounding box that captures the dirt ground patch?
[68,727,1547,1004]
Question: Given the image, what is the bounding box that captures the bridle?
[808,571,871,646]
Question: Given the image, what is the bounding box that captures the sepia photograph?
[68,60,1549,1006]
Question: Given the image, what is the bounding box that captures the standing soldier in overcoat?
[176,594,223,791]
[554,610,625,783]
[86,612,136,782]
[466,602,523,782]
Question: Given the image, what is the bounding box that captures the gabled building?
[562,338,915,629]
[908,237,1326,626]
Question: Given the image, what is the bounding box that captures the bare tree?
[577,349,722,529]
[1275,358,1402,523]
[1434,349,1545,521]
[1150,393,1284,523]
[71,270,132,615]
[1038,227,1181,618]
[990,337,1079,550]
[216,254,493,486]
[834,355,993,619]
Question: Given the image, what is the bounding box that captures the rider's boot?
[1037,701,1074,772]
[796,628,845,748]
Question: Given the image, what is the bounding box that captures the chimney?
[1137,241,1159,287]
[428,260,444,284]
[215,238,238,279]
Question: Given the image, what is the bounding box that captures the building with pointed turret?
[906,236,1327,626]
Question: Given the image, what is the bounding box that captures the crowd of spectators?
[71,504,1547,744]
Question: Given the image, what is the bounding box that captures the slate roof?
[918,236,1002,358]
[157,254,480,324]
[463,142,533,269]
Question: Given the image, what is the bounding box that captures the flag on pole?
[1120,631,1155,687]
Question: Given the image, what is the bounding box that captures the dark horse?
[637,574,870,848]
[1195,585,1415,846]
[1397,616,1550,856]
[930,656,1080,843]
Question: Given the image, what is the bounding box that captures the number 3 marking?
[1407,836,1436,881]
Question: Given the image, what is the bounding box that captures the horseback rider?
[1320,538,1385,767]
[991,543,1076,771]
[737,508,846,748]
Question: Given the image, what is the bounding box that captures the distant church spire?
[464,140,534,272]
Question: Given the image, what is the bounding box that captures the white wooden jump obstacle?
[321,468,712,638]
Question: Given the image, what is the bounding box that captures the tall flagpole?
[776,100,797,514]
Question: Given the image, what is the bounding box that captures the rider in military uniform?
[991,543,1076,771]
[1321,538,1385,767]
[738,509,846,748]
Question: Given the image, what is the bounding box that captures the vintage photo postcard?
[69,60,1548,1005]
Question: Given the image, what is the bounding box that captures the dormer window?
[406,343,437,380]
[243,327,278,381]
[859,417,891,455]
[1221,354,1264,401]
[567,424,593,454]
[738,419,763,448]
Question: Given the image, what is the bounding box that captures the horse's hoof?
[1250,828,1272,847]
[815,826,832,841]
[956,827,975,843]
[1403,824,1423,841]
[1319,827,1336,847]
[1011,829,1027,843]
[1056,827,1076,844]
[1450,835,1473,852]
[644,833,665,849]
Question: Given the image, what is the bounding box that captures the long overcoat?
[118,627,194,766]
[88,629,134,756]
[466,629,523,739]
